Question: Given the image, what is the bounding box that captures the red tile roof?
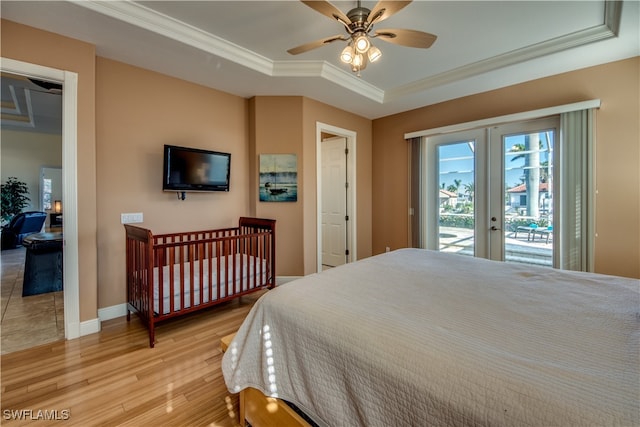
[507,182,549,193]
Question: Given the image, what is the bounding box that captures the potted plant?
[1,177,30,224]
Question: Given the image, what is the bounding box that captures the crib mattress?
[153,253,267,314]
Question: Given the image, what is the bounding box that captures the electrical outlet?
[121,212,143,224]
[385,246,391,252]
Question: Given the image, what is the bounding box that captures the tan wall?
[1,130,62,212]
[250,97,372,276]
[1,19,98,321]
[250,97,305,276]
[372,57,640,279]
[96,58,250,308]
[302,98,372,275]
[1,19,373,315]
[5,19,634,325]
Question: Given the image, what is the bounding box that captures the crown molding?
[74,0,382,100]
[73,0,619,107]
[320,64,385,103]
[385,0,621,102]
[74,0,274,75]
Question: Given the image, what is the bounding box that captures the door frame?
[424,117,559,264]
[1,57,81,340]
[316,122,356,273]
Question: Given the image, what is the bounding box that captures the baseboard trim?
[79,318,101,337]
[99,303,128,322]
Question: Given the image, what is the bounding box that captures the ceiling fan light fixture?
[352,53,364,67]
[340,45,354,63]
[354,34,370,53]
[290,0,436,75]
[368,45,382,63]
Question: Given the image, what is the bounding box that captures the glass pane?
[504,131,553,266]
[437,141,475,256]
[43,178,52,211]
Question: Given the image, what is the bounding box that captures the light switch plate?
[121,212,143,224]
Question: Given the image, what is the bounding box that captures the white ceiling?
[1,74,63,134]
[1,0,638,126]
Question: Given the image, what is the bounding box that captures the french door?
[425,117,559,266]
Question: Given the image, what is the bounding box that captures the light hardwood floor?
[1,246,65,354]
[1,290,264,426]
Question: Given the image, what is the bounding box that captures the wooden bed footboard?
[221,333,312,427]
[124,217,275,347]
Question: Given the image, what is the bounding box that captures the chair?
[1,211,47,250]
[22,232,64,296]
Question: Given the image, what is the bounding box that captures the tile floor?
[0,247,64,354]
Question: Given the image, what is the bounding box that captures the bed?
[222,248,639,427]
[124,217,275,347]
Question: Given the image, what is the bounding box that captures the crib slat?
[169,246,175,315]
[232,237,237,295]
[188,243,194,310]
[216,240,222,300]
[253,234,258,289]
[208,240,213,301]
[158,247,165,317]
[259,233,264,288]
[239,236,245,293]
[197,242,204,306]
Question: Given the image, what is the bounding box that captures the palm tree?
[463,182,474,203]
[446,179,462,194]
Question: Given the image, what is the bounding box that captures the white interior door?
[321,137,347,267]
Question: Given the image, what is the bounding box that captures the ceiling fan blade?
[374,28,437,48]
[300,1,351,25]
[368,1,412,25]
[287,35,346,55]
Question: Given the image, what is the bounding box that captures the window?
[408,102,597,271]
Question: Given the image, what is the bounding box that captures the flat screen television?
[163,144,230,192]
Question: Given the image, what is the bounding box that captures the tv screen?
[163,145,230,192]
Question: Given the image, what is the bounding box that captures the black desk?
[22,232,63,297]
[49,213,63,228]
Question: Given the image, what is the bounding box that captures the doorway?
[316,123,356,273]
[1,57,80,344]
[424,117,558,266]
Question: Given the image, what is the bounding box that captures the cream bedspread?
[222,249,639,427]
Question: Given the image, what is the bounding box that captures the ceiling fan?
[29,78,62,95]
[287,0,437,75]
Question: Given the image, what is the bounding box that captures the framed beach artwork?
[259,154,298,202]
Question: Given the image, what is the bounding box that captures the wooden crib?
[124,217,276,347]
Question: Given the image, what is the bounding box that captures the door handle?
[490,226,501,231]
